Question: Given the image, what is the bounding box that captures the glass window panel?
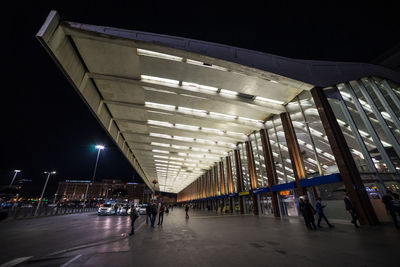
[273,116,295,183]
[299,91,338,175]
[266,120,286,184]
[230,152,238,193]
[287,95,321,177]
[337,83,390,173]
[253,132,269,187]
[362,78,400,144]
[238,143,251,191]
[328,90,370,172]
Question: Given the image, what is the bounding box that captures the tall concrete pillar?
[260,129,280,217]
[234,149,245,214]
[246,141,259,215]
[311,87,379,225]
[280,112,306,196]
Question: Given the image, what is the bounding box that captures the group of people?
[300,190,400,230]
[299,197,334,230]
[129,203,174,236]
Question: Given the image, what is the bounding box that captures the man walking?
[129,204,139,236]
[185,204,189,219]
[146,204,151,225]
[344,192,359,228]
[304,199,317,230]
[315,197,334,228]
[382,190,399,229]
[150,202,157,228]
[158,203,165,225]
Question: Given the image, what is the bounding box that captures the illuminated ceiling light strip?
[148,120,174,128]
[150,133,172,139]
[137,48,183,62]
[151,142,170,147]
[238,117,263,124]
[152,149,169,154]
[141,75,180,86]
[255,96,284,105]
[145,102,176,110]
[175,123,200,131]
[182,81,218,92]
[220,89,238,96]
[209,112,237,120]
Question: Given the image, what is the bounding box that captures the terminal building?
[38,11,400,225]
[56,179,149,202]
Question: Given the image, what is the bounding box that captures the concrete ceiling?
[37,11,319,193]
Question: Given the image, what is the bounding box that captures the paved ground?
[0,208,399,267]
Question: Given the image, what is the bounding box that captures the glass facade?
[178,77,400,219]
[238,143,251,191]
[250,132,268,187]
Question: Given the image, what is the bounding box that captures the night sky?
[2,1,400,197]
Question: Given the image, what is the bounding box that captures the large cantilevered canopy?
[37,11,400,193]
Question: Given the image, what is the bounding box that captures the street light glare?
[14,170,21,173]
[95,145,105,150]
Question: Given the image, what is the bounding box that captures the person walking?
[344,192,359,228]
[382,190,399,229]
[158,203,165,225]
[185,204,190,219]
[129,204,139,236]
[303,199,317,230]
[315,197,334,228]
[145,204,151,225]
[298,198,310,229]
[150,202,158,228]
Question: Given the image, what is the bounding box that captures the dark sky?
[1,1,400,196]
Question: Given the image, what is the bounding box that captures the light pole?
[35,171,56,216]
[9,170,21,187]
[84,145,105,207]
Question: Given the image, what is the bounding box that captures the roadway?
[0,208,399,266]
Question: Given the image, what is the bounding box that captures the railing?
[2,207,97,221]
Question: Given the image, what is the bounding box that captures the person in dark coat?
[145,204,151,225]
[382,190,399,229]
[129,205,139,236]
[298,198,309,229]
[303,199,317,230]
[150,203,158,228]
[344,192,359,228]
[185,204,190,219]
[158,204,165,225]
[316,197,334,228]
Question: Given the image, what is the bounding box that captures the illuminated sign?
[280,190,290,196]
[65,180,91,183]
[238,191,249,196]
[126,182,138,185]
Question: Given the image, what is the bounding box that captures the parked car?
[98,203,116,215]
[138,204,147,215]
[117,205,130,215]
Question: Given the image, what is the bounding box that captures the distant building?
[56,179,150,203]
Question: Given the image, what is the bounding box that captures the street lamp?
[9,169,21,186]
[35,171,56,216]
[84,144,105,207]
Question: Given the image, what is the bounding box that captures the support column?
[260,129,280,217]
[219,161,226,195]
[280,112,306,196]
[246,141,259,215]
[226,156,234,213]
[311,86,379,225]
[234,149,245,214]
[213,165,219,196]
